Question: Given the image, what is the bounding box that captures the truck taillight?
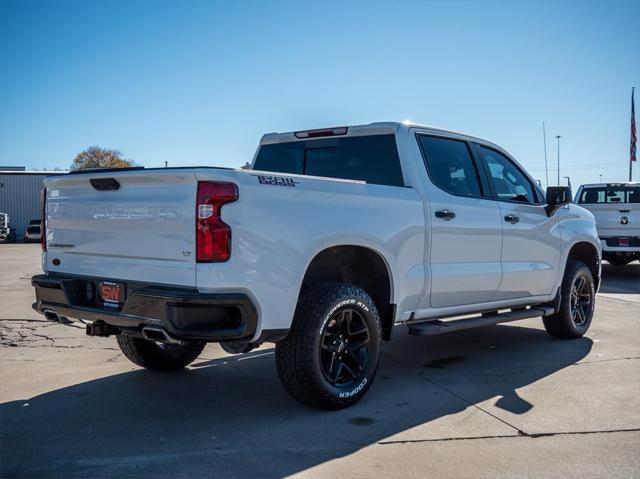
[41,188,46,251]
[196,181,238,262]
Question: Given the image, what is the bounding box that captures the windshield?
[27,226,40,234]
[577,186,639,204]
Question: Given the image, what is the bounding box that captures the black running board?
[407,307,555,336]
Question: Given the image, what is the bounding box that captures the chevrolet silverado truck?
[574,182,639,266]
[32,122,601,409]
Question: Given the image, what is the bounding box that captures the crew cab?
[574,182,639,266]
[32,122,601,409]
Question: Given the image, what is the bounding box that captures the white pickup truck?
[32,122,601,409]
[574,182,639,266]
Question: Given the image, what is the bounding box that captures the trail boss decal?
[253,174,299,187]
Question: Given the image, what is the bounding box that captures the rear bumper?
[599,237,640,253]
[31,274,258,342]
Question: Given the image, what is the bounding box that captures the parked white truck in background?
[32,122,601,409]
[23,219,42,243]
[0,213,17,243]
[574,182,639,267]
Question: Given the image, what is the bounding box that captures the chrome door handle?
[435,209,456,220]
[504,214,520,224]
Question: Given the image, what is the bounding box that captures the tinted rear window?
[577,186,640,204]
[27,226,40,234]
[253,134,404,187]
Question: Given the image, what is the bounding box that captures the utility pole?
[542,121,549,189]
[555,135,562,186]
[599,174,602,183]
[165,161,168,168]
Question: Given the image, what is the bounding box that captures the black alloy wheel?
[570,275,594,326]
[320,308,370,386]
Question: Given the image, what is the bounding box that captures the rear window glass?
[253,134,405,187]
[577,186,640,204]
[27,226,40,234]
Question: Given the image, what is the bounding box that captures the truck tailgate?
[582,203,639,238]
[44,169,198,286]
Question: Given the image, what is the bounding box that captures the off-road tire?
[543,260,595,339]
[116,334,205,371]
[275,283,382,410]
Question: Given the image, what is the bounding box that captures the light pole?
[542,121,549,189]
[555,135,562,186]
[599,174,602,183]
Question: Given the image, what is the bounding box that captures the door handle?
[504,214,520,224]
[435,209,456,220]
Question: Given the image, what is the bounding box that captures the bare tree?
[71,146,134,170]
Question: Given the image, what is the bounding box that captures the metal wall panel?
[0,173,64,241]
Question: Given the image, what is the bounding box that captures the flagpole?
[542,121,549,189]
[630,87,636,182]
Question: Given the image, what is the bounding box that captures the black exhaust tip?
[43,310,59,322]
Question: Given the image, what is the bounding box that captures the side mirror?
[545,186,572,216]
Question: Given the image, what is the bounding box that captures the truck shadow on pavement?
[598,263,640,294]
[1,324,592,478]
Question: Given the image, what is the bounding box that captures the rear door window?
[253,134,405,187]
[417,135,482,198]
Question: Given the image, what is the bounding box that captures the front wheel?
[275,283,382,410]
[543,260,595,339]
[116,334,205,371]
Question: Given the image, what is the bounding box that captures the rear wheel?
[275,283,382,409]
[543,260,595,339]
[116,334,205,371]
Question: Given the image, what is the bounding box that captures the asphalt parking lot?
[1,244,639,478]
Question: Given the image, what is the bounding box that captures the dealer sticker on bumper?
[98,281,125,309]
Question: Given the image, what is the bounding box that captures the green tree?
[71,146,134,170]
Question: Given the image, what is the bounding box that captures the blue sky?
[1,0,639,188]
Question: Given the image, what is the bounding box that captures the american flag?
[632,88,637,163]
